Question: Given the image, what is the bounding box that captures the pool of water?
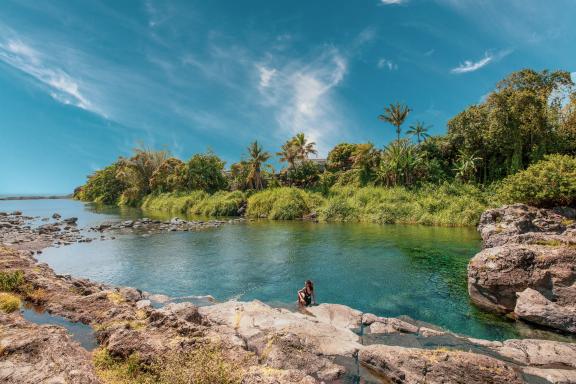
[21,304,96,350]
[1,198,568,341]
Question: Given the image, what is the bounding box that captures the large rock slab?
[489,339,576,369]
[359,344,523,384]
[199,300,362,356]
[305,303,362,329]
[515,288,576,333]
[0,312,99,384]
[468,204,576,333]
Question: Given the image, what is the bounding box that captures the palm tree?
[378,102,412,142]
[292,133,317,160]
[406,121,431,144]
[246,141,271,190]
[350,143,379,185]
[276,141,299,169]
[453,150,482,183]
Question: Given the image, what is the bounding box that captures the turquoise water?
[0,198,554,341]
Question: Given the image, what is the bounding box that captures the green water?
[2,199,569,341]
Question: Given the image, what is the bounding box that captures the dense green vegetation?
[499,154,576,207]
[75,69,576,226]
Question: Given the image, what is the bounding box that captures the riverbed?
[0,198,557,341]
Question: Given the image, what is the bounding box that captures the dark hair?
[305,280,314,290]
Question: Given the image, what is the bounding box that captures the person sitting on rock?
[297,280,316,307]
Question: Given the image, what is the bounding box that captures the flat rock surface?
[0,312,99,384]
[359,344,524,384]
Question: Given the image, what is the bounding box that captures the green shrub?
[0,270,25,292]
[320,197,357,221]
[246,187,323,219]
[0,292,21,313]
[499,154,576,207]
[141,191,208,214]
[75,163,127,205]
[191,191,246,217]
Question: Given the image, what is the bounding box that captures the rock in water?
[515,288,576,333]
[468,204,576,333]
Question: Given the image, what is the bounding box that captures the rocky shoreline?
[1,207,576,383]
[468,204,576,334]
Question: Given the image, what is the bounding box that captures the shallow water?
[1,198,571,341]
[21,304,96,350]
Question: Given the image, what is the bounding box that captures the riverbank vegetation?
[75,69,576,226]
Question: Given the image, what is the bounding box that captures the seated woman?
[297,280,316,307]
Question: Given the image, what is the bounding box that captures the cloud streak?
[450,49,512,74]
[0,37,97,112]
[380,0,406,5]
[377,58,398,70]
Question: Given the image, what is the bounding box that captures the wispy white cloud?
[0,37,97,113]
[256,65,277,88]
[450,49,512,74]
[256,47,349,155]
[379,0,406,5]
[450,54,492,74]
[377,58,398,70]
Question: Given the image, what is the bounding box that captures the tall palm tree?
[406,121,431,144]
[292,132,317,160]
[276,141,299,169]
[378,102,412,142]
[246,141,271,190]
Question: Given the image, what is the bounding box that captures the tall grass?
[245,187,323,220]
[142,191,246,217]
[141,191,208,214]
[320,183,496,226]
[139,183,496,226]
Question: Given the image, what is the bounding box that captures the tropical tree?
[350,143,379,185]
[116,146,169,205]
[326,143,358,171]
[149,158,187,193]
[407,121,431,143]
[276,141,299,169]
[246,141,271,190]
[453,150,482,183]
[285,161,321,188]
[378,102,412,141]
[186,152,228,193]
[229,161,250,191]
[75,162,127,204]
[292,133,317,160]
[375,139,423,187]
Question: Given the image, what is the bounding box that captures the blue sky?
[1,0,575,194]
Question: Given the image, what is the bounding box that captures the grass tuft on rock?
[0,270,25,292]
[93,344,242,384]
[0,292,21,313]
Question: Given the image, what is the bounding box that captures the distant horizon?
[1,0,575,194]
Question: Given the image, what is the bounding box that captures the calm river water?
[1,198,567,341]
